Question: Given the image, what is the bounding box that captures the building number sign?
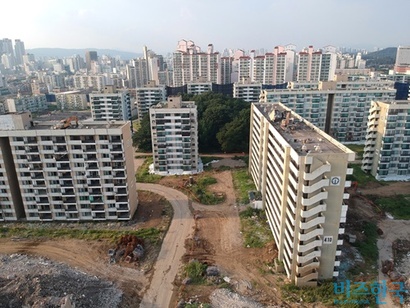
[330,176,341,186]
[323,236,333,244]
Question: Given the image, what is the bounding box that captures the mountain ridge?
[26,48,142,60]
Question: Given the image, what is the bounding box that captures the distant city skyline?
[1,0,410,54]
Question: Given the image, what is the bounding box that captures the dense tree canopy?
[134,92,251,153]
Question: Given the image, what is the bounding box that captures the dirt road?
[138,183,194,308]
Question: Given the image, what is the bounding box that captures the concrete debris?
[182,277,192,285]
[223,276,231,283]
[210,288,265,308]
[382,259,394,274]
[0,254,122,308]
[206,266,220,276]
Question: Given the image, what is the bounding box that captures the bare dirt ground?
[0,191,172,308]
[359,181,410,196]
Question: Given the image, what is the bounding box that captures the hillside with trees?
[133,92,251,153]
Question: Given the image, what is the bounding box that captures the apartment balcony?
[116,204,129,211]
[65,205,78,212]
[111,145,123,152]
[87,172,100,178]
[111,154,124,161]
[90,196,103,204]
[89,188,102,195]
[115,188,127,195]
[300,203,327,218]
[302,179,329,194]
[335,250,342,256]
[299,215,325,230]
[84,146,97,152]
[39,213,52,220]
[368,113,380,121]
[60,181,73,188]
[85,154,98,161]
[117,212,131,219]
[297,239,323,253]
[296,248,321,265]
[295,271,318,286]
[38,204,51,211]
[86,163,98,170]
[301,191,328,207]
[88,180,101,187]
[115,196,128,203]
[113,171,125,178]
[299,227,324,241]
[63,197,76,204]
[91,204,105,211]
[82,138,95,144]
[296,260,320,275]
[303,163,331,181]
[59,172,72,179]
[114,181,126,187]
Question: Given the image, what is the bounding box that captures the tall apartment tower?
[297,46,336,82]
[362,100,410,180]
[0,112,138,221]
[220,56,233,84]
[394,46,410,74]
[85,51,98,71]
[14,39,26,65]
[149,96,201,175]
[172,40,221,87]
[260,80,396,142]
[249,103,355,286]
[233,79,262,103]
[136,81,166,121]
[89,86,131,121]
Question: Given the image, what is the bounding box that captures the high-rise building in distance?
[85,50,98,71]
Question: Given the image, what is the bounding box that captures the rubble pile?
[0,254,122,308]
[210,288,278,308]
[110,234,145,264]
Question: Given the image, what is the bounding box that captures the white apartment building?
[297,46,337,82]
[362,100,410,181]
[233,81,262,103]
[260,81,396,142]
[73,74,106,91]
[394,46,410,74]
[136,83,166,121]
[250,103,355,286]
[187,82,212,95]
[90,86,131,121]
[0,112,137,221]
[6,95,48,113]
[172,40,221,87]
[55,90,88,110]
[149,96,201,175]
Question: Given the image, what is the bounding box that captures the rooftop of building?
[254,103,350,156]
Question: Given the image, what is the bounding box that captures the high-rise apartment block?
[172,40,221,87]
[0,112,137,221]
[73,74,106,91]
[297,46,337,82]
[6,95,48,113]
[394,46,410,74]
[90,86,131,121]
[14,39,26,65]
[249,103,355,286]
[187,82,212,95]
[362,100,410,181]
[85,51,98,71]
[233,80,262,103]
[149,96,201,175]
[55,91,88,110]
[260,81,396,142]
[136,82,166,120]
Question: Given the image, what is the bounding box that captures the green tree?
[133,113,152,152]
[217,108,250,152]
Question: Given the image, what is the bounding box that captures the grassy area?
[346,144,365,160]
[135,157,162,183]
[189,176,224,205]
[347,164,380,187]
[200,156,222,165]
[0,226,162,244]
[232,169,256,204]
[368,195,410,219]
[239,207,274,248]
[281,282,376,307]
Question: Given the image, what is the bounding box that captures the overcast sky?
[2,0,410,54]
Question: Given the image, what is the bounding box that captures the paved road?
[138,183,194,308]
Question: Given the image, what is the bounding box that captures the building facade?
[233,81,262,103]
[90,86,131,121]
[0,112,138,221]
[55,91,88,110]
[6,95,48,113]
[394,46,410,74]
[260,81,396,142]
[136,83,166,120]
[149,96,201,175]
[249,103,355,286]
[362,100,410,180]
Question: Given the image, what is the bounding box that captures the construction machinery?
[55,116,79,129]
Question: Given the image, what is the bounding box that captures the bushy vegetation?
[352,222,379,265]
[346,144,364,160]
[133,113,152,152]
[239,207,273,248]
[232,169,256,204]
[368,195,410,219]
[135,157,162,183]
[184,260,207,284]
[190,176,224,205]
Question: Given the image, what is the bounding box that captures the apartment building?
[260,81,396,142]
[394,46,410,74]
[172,40,221,87]
[233,80,262,103]
[6,94,48,113]
[0,112,137,222]
[149,96,201,175]
[187,82,212,95]
[90,86,131,121]
[297,46,337,82]
[136,82,166,121]
[73,74,106,91]
[55,90,88,110]
[249,103,355,286]
[362,100,410,181]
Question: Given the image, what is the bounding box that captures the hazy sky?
[2,0,410,54]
